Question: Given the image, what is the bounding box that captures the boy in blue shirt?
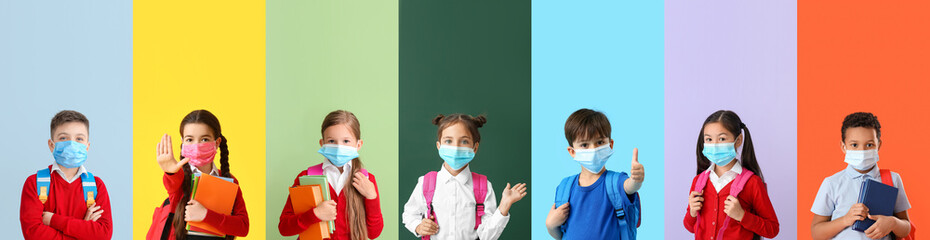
[545,108,645,239]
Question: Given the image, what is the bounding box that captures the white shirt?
[322,158,351,196]
[51,163,88,183]
[812,164,911,240]
[402,165,510,240]
[190,163,221,177]
[706,161,742,193]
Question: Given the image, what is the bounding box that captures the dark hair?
[433,113,487,144]
[50,110,89,138]
[564,108,611,146]
[173,109,233,240]
[841,112,881,142]
[321,110,369,240]
[695,110,764,182]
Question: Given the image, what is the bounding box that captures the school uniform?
[160,164,250,239]
[20,164,112,240]
[811,164,911,240]
[402,165,509,240]
[278,159,384,239]
[684,163,780,239]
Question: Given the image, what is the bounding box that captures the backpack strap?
[81,172,97,208]
[691,170,711,233]
[306,163,369,178]
[471,172,488,230]
[605,171,640,239]
[879,169,893,186]
[604,171,626,220]
[421,171,438,240]
[36,168,52,204]
[554,174,577,235]
[714,169,754,240]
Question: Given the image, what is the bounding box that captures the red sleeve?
[163,171,185,199]
[21,174,72,240]
[683,175,699,233]
[736,176,780,238]
[364,173,384,239]
[200,178,249,237]
[278,172,322,236]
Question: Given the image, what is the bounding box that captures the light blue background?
[0,1,132,239]
[531,1,664,238]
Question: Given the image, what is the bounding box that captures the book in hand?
[187,173,238,236]
[289,184,331,240]
[299,175,335,233]
[852,178,898,232]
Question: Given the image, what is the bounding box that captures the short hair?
[564,108,611,146]
[841,112,881,141]
[50,110,89,138]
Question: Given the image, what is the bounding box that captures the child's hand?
[723,196,745,221]
[352,172,377,200]
[83,203,104,222]
[416,217,439,236]
[313,200,338,221]
[842,203,869,226]
[184,199,207,222]
[630,148,644,183]
[545,203,571,229]
[156,134,188,173]
[501,182,528,204]
[42,211,53,226]
[865,214,895,239]
[688,191,704,218]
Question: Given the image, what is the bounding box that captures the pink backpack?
[692,169,754,240]
[420,171,488,240]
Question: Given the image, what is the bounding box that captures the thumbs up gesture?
[630,148,644,183]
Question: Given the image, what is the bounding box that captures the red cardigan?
[278,170,384,240]
[20,165,112,240]
[159,171,250,238]
[683,174,780,240]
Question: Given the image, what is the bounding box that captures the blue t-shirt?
[561,174,620,240]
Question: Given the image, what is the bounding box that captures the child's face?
[566,134,613,158]
[436,122,478,152]
[702,122,742,147]
[47,122,90,153]
[841,127,880,151]
[320,124,362,149]
[182,123,221,147]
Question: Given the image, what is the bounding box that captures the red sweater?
[159,171,249,238]
[20,165,112,240]
[278,170,384,240]
[683,174,779,240]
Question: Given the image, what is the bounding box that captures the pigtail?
[172,159,192,240]
[738,124,764,182]
[432,114,445,126]
[473,115,487,128]
[218,135,231,178]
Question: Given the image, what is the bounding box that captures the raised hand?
[630,148,644,182]
[156,134,188,173]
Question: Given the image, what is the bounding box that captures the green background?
[266,0,399,239]
[398,0,532,239]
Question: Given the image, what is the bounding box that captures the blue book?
[852,179,898,232]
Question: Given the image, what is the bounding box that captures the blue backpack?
[36,168,97,207]
[555,170,640,239]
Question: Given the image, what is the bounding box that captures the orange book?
[188,174,238,236]
[289,184,330,240]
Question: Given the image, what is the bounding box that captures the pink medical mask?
[181,142,217,167]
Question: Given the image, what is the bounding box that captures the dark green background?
[398,0,532,239]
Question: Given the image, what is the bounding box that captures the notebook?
[187,173,238,236]
[852,178,898,232]
[299,175,334,233]
[289,185,331,240]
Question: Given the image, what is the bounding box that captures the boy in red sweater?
[20,110,112,239]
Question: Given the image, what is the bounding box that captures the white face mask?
[573,144,613,174]
[844,149,879,171]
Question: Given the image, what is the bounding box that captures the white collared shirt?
[706,161,742,193]
[51,163,88,183]
[190,163,220,177]
[812,164,911,240]
[321,158,352,196]
[402,165,510,240]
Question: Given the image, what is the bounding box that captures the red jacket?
[20,165,112,240]
[684,174,779,240]
[157,171,250,239]
[278,170,384,239]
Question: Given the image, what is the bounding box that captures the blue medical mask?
[702,142,738,166]
[438,145,475,170]
[318,144,359,167]
[573,144,613,173]
[53,141,87,169]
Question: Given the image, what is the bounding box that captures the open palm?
[156,134,188,173]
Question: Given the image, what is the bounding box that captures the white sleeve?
[476,180,510,240]
[893,172,911,213]
[403,176,427,238]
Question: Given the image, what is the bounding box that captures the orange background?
[798,1,930,239]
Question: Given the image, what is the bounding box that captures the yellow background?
[133,0,265,238]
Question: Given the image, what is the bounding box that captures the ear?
[356,139,364,150]
[48,139,55,153]
[215,137,222,148]
[735,134,743,149]
[436,141,441,150]
[877,139,882,151]
[839,140,846,153]
[473,142,479,153]
[567,146,576,158]
[609,139,614,149]
[320,139,324,147]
